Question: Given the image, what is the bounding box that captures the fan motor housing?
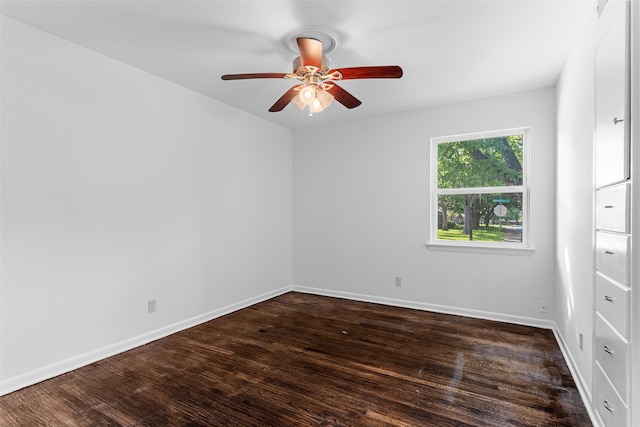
[292,56,331,76]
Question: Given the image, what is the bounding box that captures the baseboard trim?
[292,285,556,329]
[0,285,292,396]
[552,327,601,427]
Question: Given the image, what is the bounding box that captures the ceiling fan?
[221,37,403,114]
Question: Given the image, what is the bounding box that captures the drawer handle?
[604,250,614,255]
[613,117,624,125]
[604,205,615,209]
[604,295,615,302]
[603,345,615,355]
[603,400,615,412]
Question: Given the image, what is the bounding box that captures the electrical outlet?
[395,276,402,287]
[148,299,157,313]
[579,332,584,350]
[538,300,548,313]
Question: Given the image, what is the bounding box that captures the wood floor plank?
[0,292,592,426]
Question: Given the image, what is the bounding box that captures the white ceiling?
[1,0,593,130]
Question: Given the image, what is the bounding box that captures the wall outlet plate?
[148,299,157,313]
[579,332,584,350]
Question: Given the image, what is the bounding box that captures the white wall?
[554,10,597,399]
[0,17,292,393]
[293,88,557,323]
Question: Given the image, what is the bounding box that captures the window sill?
[426,242,535,256]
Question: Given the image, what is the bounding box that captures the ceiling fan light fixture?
[299,84,317,105]
[310,99,323,113]
[310,88,334,112]
[292,94,305,110]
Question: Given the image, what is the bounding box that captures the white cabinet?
[593,2,632,427]
[596,183,630,233]
[595,232,630,286]
[596,273,630,339]
[595,0,630,188]
[595,363,630,427]
[596,313,630,402]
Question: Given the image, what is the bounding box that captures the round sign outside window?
[494,204,507,217]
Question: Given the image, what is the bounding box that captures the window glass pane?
[437,135,523,189]
[437,193,523,243]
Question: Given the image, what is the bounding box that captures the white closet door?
[595,0,629,188]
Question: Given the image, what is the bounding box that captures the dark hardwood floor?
[0,292,592,426]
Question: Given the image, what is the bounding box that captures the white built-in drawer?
[596,232,630,286]
[595,362,629,427]
[596,313,629,403]
[596,272,630,338]
[596,183,630,233]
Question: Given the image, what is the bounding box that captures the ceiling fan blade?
[221,73,288,80]
[326,83,362,109]
[297,37,323,69]
[329,66,403,80]
[269,85,302,112]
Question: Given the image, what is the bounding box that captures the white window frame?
[428,127,532,253]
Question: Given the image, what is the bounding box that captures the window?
[429,127,530,250]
